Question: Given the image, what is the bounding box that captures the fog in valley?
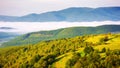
[0,21,120,34]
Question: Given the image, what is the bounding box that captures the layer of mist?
[0,21,120,34]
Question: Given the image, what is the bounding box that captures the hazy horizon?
[0,0,120,16]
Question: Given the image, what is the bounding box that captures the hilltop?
[2,25,120,46]
[0,7,120,22]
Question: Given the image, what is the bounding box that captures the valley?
[2,25,120,47]
[0,5,120,68]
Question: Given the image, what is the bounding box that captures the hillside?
[2,25,120,46]
[0,33,120,68]
[0,7,120,22]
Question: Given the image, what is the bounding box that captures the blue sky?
[0,0,120,16]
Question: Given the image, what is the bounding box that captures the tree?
[74,61,82,68]
[30,54,41,65]
[66,53,81,68]
[20,63,28,68]
[101,47,106,53]
[84,46,94,55]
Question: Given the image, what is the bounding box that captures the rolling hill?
[0,33,120,68]
[0,7,120,22]
[2,25,120,46]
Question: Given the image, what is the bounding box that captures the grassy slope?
[0,33,120,68]
[2,25,120,46]
[53,34,120,68]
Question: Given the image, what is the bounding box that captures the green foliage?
[30,54,41,65]
[101,47,106,53]
[0,33,120,68]
[67,48,120,68]
[66,53,81,68]
[84,46,94,55]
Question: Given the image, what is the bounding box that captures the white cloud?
[0,21,120,33]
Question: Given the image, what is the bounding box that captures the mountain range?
[0,32,20,40]
[0,27,15,30]
[0,32,19,46]
[2,25,120,46]
[0,7,120,22]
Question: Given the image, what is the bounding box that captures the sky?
[0,0,120,16]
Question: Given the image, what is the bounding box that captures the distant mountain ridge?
[0,32,19,46]
[2,25,120,46]
[0,7,120,22]
[0,27,15,30]
[0,32,18,39]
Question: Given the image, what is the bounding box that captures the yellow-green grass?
[95,35,120,50]
[85,35,105,44]
[53,47,85,68]
[53,52,73,68]
[0,33,120,68]
[53,34,120,68]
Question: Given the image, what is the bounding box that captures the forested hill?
[2,25,120,46]
[0,33,120,68]
[0,7,120,22]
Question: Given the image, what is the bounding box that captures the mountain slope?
[2,25,120,46]
[0,7,120,22]
[0,33,120,68]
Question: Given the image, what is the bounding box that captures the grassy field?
[53,33,120,68]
